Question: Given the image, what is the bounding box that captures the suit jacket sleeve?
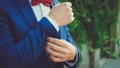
[0,8,59,68]
[64,26,81,68]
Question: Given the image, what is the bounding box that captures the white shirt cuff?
[44,16,59,32]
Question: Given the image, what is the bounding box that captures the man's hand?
[48,2,74,26]
[45,37,77,62]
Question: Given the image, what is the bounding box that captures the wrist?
[48,13,60,26]
[68,47,77,62]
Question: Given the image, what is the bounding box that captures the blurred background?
[60,0,120,68]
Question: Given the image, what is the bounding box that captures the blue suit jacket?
[0,0,81,68]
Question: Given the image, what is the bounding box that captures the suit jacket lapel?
[13,0,37,28]
[13,0,59,24]
[13,0,59,29]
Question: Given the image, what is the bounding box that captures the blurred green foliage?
[60,0,119,49]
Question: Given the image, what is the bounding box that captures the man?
[0,0,81,68]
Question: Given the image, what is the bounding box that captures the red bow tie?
[31,0,53,7]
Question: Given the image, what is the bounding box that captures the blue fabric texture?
[0,0,81,68]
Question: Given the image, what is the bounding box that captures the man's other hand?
[45,37,77,62]
[48,2,74,26]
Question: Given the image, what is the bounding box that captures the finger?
[47,37,67,47]
[50,56,65,62]
[69,16,75,22]
[62,16,74,24]
[66,12,74,17]
[67,7,72,12]
[65,5,72,12]
[64,2,72,7]
[70,7,73,11]
[46,45,66,59]
[46,41,66,53]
